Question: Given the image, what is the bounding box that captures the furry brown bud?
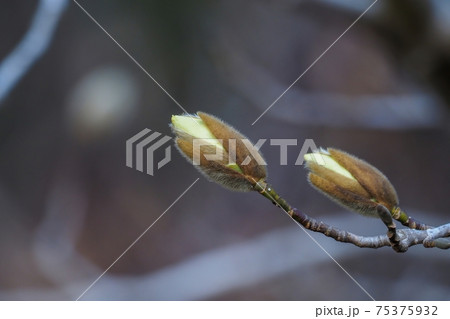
[171,112,267,191]
[304,148,399,217]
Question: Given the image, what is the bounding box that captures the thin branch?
[391,207,431,230]
[376,205,401,251]
[423,225,450,248]
[253,181,449,252]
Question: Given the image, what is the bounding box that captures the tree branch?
[253,181,449,252]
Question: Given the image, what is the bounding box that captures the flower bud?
[304,148,399,217]
[170,112,267,191]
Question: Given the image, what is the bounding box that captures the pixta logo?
[126,128,322,176]
[126,129,172,176]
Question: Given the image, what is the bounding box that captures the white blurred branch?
[32,167,98,291]
[0,0,68,104]
[212,43,447,129]
[1,206,446,300]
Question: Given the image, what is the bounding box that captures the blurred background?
[0,0,449,300]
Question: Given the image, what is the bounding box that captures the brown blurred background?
[0,0,449,300]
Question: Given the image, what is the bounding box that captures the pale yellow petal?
[304,152,355,180]
[171,114,243,173]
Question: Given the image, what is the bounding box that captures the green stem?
[253,180,293,214]
[391,207,431,230]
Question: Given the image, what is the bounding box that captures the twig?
[376,205,401,252]
[391,207,431,230]
[253,181,449,252]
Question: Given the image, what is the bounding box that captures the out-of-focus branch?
[212,43,447,129]
[0,0,68,104]
[0,223,371,300]
[1,212,447,300]
[32,161,100,293]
